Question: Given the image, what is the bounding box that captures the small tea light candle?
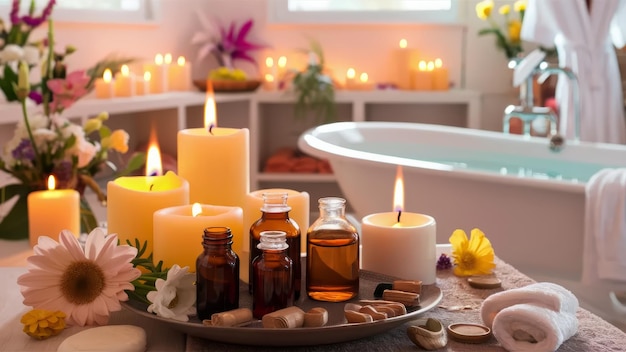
[27,175,80,246]
[95,68,114,98]
[277,55,287,80]
[263,73,276,91]
[361,166,436,284]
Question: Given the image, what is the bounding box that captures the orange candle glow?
[95,68,114,98]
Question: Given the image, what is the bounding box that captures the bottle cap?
[258,231,289,250]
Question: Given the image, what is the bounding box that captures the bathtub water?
[299,121,626,326]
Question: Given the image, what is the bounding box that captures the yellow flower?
[475,0,494,20]
[449,228,495,277]
[514,0,527,12]
[21,309,66,340]
[101,129,129,153]
[83,118,102,134]
[95,111,109,121]
[508,19,522,43]
[499,4,511,15]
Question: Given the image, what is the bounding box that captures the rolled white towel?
[481,282,579,352]
[481,282,578,327]
[491,303,578,352]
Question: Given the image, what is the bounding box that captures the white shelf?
[0,89,482,198]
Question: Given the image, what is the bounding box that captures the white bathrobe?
[521,0,626,144]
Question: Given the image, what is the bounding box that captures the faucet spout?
[536,66,581,144]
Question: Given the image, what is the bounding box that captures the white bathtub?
[298,121,626,325]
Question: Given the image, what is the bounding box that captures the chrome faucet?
[535,65,581,151]
[502,58,581,152]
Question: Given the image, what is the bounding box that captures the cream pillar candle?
[411,60,434,91]
[177,84,250,208]
[360,165,436,284]
[27,175,80,246]
[114,64,135,97]
[143,53,168,94]
[153,203,244,271]
[345,68,356,90]
[394,39,419,90]
[94,68,114,98]
[432,58,449,91]
[168,56,191,91]
[134,71,151,96]
[107,171,189,255]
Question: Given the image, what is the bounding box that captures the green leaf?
[0,184,30,239]
[0,66,19,102]
[99,125,112,139]
[117,152,146,177]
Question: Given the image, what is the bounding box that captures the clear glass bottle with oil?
[306,197,359,302]
[249,192,301,299]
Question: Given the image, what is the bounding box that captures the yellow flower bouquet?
[476,0,526,60]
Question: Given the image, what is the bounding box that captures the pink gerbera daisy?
[17,228,141,326]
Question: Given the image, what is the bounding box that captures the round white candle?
[153,203,243,272]
[107,171,189,255]
[27,176,80,246]
[114,64,135,97]
[361,212,436,284]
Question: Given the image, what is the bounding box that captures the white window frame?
[0,0,160,25]
[268,0,460,25]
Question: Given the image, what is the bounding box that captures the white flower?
[17,228,141,326]
[147,265,196,322]
[0,44,24,63]
[22,45,40,65]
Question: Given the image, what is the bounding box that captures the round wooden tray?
[193,79,261,93]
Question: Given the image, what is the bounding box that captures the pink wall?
[36,0,520,130]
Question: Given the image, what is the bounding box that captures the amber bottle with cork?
[196,227,239,320]
[249,192,301,299]
[306,197,359,302]
[252,231,294,319]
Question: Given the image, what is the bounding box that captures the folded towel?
[481,282,579,352]
[583,168,626,283]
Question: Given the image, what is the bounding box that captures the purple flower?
[11,0,56,28]
[11,138,35,161]
[28,90,43,104]
[436,253,452,270]
[217,19,267,66]
[53,160,73,185]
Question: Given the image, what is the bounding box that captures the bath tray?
[122,270,442,347]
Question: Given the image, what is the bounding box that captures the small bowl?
[447,323,491,344]
[193,79,261,92]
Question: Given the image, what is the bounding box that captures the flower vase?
[0,183,32,240]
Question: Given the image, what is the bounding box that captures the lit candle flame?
[47,175,56,190]
[346,68,356,79]
[434,58,443,69]
[277,56,287,68]
[144,71,152,81]
[399,39,408,49]
[265,73,275,82]
[393,165,404,222]
[177,56,186,66]
[164,53,172,65]
[265,57,274,68]
[121,65,129,77]
[359,72,368,83]
[204,81,217,133]
[418,60,427,71]
[146,128,163,177]
[103,68,112,82]
[192,203,203,217]
[427,61,435,71]
[155,53,163,65]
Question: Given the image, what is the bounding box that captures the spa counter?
[1,239,625,351]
